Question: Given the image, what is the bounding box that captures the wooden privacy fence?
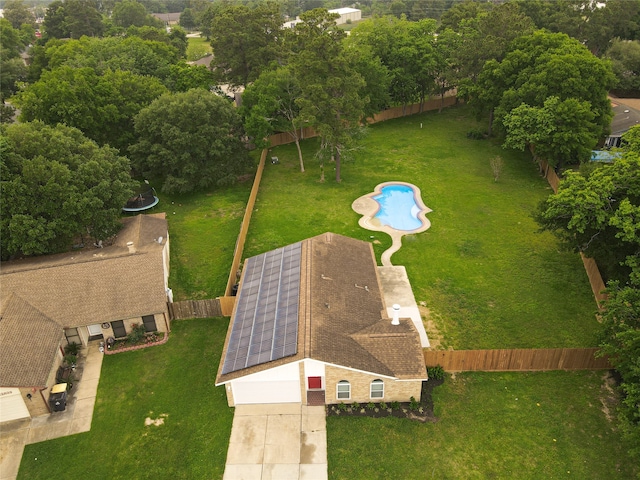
[169,296,235,320]
[535,156,608,307]
[267,95,458,147]
[224,148,268,297]
[424,348,611,372]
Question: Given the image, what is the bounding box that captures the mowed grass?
[245,105,599,349]
[18,318,233,480]
[327,371,636,479]
[153,181,252,300]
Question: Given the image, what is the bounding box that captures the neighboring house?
[152,12,181,27]
[604,99,640,148]
[216,233,427,407]
[0,213,171,423]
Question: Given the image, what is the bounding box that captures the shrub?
[337,402,348,412]
[64,342,80,356]
[351,401,360,410]
[427,365,446,381]
[391,401,400,410]
[409,396,420,411]
[367,402,376,410]
[63,354,77,366]
[466,128,486,140]
[127,323,146,344]
[379,401,387,410]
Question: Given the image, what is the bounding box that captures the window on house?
[370,379,384,399]
[337,380,350,400]
[142,315,157,332]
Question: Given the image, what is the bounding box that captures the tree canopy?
[15,66,167,152]
[289,8,367,182]
[130,89,252,194]
[209,1,284,89]
[0,121,137,258]
[42,0,104,39]
[474,30,615,155]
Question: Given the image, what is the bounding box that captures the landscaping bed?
[326,378,444,423]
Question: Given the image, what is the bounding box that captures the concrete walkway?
[223,403,327,480]
[0,344,103,480]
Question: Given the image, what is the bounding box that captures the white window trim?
[337,381,350,400]
[370,379,384,399]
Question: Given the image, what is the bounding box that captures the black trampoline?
[122,188,159,212]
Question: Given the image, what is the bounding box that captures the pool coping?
[352,181,432,266]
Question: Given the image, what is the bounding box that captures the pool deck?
[352,182,431,266]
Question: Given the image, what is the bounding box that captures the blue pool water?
[373,184,424,231]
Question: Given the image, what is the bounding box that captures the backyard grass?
[151,181,253,300]
[18,318,233,480]
[327,371,636,479]
[245,105,599,349]
[15,104,634,478]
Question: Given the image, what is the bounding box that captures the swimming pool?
[352,181,432,266]
[373,184,423,231]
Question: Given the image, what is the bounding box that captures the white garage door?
[0,388,30,423]
[232,380,301,405]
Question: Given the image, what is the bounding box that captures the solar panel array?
[221,242,302,375]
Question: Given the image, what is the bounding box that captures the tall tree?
[0,121,137,257]
[111,0,151,28]
[2,0,36,29]
[130,89,252,194]
[42,0,105,39]
[347,16,436,110]
[42,35,179,78]
[289,8,366,182]
[537,153,640,282]
[502,96,599,168]
[473,31,615,138]
[241,66,306,171]
[0,18,28,101]
[606,39,640,96]
[209,1,284,89]
[15,66,167,151]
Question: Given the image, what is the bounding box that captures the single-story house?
[0,213,172,423]
[152,12,181,26]
[215,232,427,407]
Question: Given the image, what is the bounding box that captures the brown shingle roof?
[216,233,425,384]
[0,294,64,387]
[0,214,169,387]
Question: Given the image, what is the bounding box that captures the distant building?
[282,8,361,29]
[328,7,361,25]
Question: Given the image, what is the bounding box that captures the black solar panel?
[221,242,301,374]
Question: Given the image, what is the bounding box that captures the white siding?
[0,388,30,423]
[230,362,301,404]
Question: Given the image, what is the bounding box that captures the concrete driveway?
[0,345,103,480]
[223,403,327,480]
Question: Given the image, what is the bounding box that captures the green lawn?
[245,105,599,349]
[154,182,252,300]
[18,318,233,480]
[328,371,636,479]
[17,106,626,479]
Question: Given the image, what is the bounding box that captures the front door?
[87,324,103,341]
